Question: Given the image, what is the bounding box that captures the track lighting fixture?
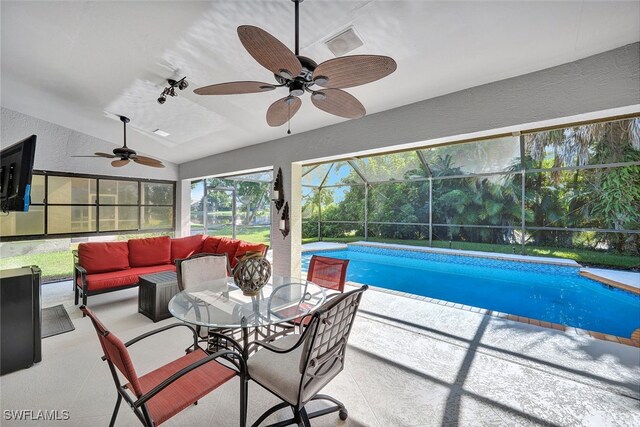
[157,76,189,104]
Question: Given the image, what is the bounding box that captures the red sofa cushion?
[78,265,176,292]
[201,236,223,254]
[234,242,268,265]
[78,242,130,274]
[129,236,171,267]
[171,235,205,262]
[216,238,241,267]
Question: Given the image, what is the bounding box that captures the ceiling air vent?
[153,129,170,137]
[325,26,363,57]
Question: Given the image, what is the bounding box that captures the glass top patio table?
[168,276,326,329]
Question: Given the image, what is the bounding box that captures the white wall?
[1,107,179,180]
[177,43,640,276]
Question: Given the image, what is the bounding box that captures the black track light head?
[157,76,188,105]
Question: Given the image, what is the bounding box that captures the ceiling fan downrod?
[293,0,302,56]
[120,116,130,148]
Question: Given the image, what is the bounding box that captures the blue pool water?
[302,246,640,337]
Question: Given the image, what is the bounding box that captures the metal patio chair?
[176,253,242,351]
[271,255,350,334]
[80,306,247,427]
[247,285,367,426]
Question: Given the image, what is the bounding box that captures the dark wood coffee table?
[138,271,179,322]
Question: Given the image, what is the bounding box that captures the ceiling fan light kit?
[194,0,396,133]
[72,116,165,168]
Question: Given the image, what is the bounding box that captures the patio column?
[175,179,191,237]
[271,162,302,278]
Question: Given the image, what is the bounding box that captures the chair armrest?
[74,263,88,288]
[125,323,199,350]
[102,323,200,362]
[132,349,245,408]
[295,313,314,335]
[245,329,308,355]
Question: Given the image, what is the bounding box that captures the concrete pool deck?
[1,280,637,426]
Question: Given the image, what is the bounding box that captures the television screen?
[1,135,37,212]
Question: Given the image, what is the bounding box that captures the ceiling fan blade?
[95,152,117,158]
[111,159,129,167]
[313,55,397,89]
[237,25,302,79]
[132,155,162,164]
[266,96,302,127]
[133,158,165,168]
[311,89,365,119]
[194,81,276,95]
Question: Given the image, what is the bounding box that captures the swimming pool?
[302,245,640,338]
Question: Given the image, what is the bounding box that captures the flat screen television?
[1,135,37,212]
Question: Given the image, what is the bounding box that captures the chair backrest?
[306,255,350,292]
[176,253,229,292]
[297,285,367,405]
[80,306,143,397]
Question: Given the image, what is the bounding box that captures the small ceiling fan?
[194,0,396,132]
[73,116,165,168]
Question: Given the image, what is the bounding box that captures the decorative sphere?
[233,252,271,296]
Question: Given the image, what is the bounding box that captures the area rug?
[41,304,75,338]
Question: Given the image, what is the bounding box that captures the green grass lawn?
[202,225,271,245]
[301,236,640,269]
[0,250,75,282]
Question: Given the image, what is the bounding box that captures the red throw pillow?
[201,236,223,254]
[78,242,129,274]
[216,237,241,266]
[235,242,268,262]
[171,235,205,262]
[128,236,171,267]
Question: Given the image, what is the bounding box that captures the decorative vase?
[233,251,271,296]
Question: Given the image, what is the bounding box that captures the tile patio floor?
[1,280,638,426]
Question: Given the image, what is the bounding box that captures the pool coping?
[579,269,640,295]
[301,242,348,253]
[346,281,640,348]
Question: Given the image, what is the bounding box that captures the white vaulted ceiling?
[1,1,639,164]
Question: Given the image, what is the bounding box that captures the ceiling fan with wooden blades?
[194,0,396,133]
[72,116,165,168]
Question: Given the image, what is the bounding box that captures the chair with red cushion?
[306,255,350,293]
[273,255,350,331]
[80,306,247,427]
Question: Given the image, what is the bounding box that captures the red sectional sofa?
[73,234,267,307]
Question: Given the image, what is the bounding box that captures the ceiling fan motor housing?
[113,147,136,158]
[275,55,317,86]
